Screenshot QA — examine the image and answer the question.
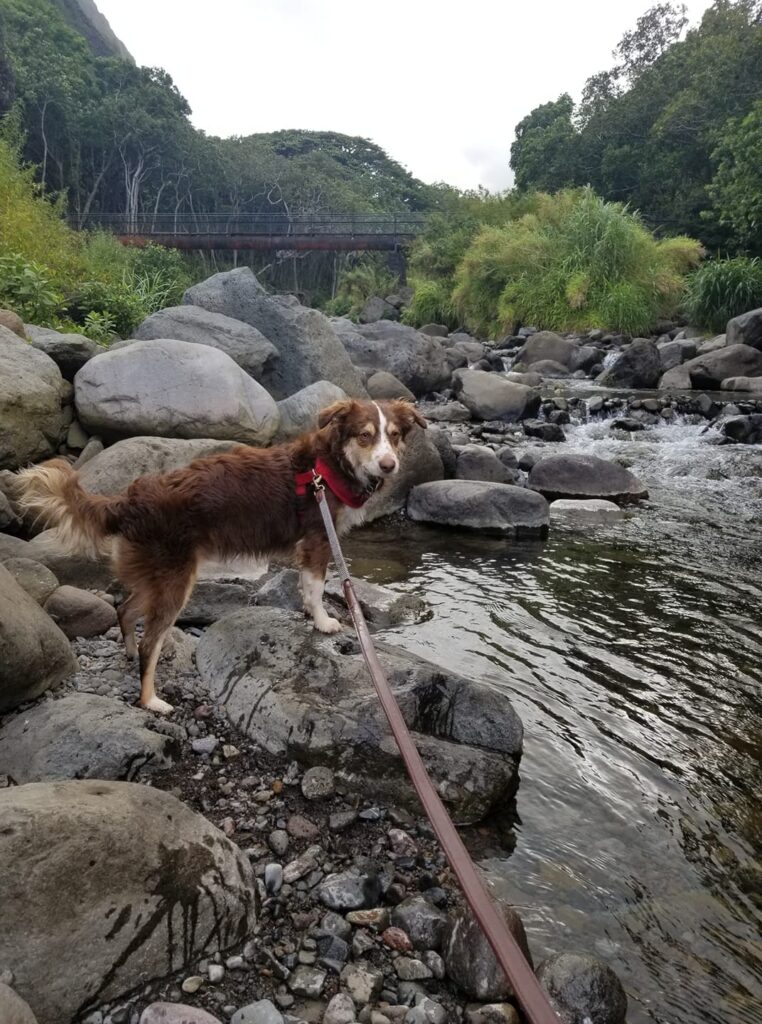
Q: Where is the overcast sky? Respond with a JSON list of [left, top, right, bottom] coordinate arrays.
[[95, 0, 711, 192]]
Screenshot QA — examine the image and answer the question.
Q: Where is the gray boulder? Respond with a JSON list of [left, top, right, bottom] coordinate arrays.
[[391, 897, 449, 952], [78, 436, 238, 496], [141, 1006, 222, 1024], [407, 480, 549, 536], [0, 563, 77, 712], [333, 319, 451, 396], [444, 902, 532, 1001], [515, 331, 577, 368], [550, 499, 624, 525], [0, 326, 66, 470], [455, 445, 516, 484], [686, 344, 762, 389], [0, 308, 26, 338], [696, 334, 727, 355], [536, 953, 627, 1024], [75, 338, 280, 444], [0, 781, 256, 1024], [657, 339, 686, 371], [452, 369, 539, 422], [505, 371, 542, 387], [719, 414, 762, 444], [366, 371, 415, 402], [527, 359, 570, 378], [363, 424, 444, 522], [133, 305, 279, 385], [596, 339, 661, 388], [2, 557, 59, 604], [528, 454, 648, 504], [359, 296, 399, 323], [726, 307, 762, 351], [418, 401, 471, 423], [0, 693, 180, 783], [25, 324, 100, 381], [659, 364, 692, 390], [276, 380, 347, 440], [721, 375, 762, 393], [43, 585, 117, 638], [0, 983, 38, 1024], [184, 268, 366, 399], [419, 323, 449, 337], [450, 339, 487, 362], [196, 607, 523, 823]]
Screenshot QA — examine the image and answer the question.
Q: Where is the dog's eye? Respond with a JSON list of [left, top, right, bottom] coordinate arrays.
[[358, 431, 372, 443], [389, 429, 400, 442]]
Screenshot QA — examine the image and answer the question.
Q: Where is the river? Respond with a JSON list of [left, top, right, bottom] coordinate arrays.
[[347, 403, 762, 1024]]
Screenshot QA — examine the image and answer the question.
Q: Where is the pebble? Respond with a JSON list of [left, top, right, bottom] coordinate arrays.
[[329, 809, 359, 832], [382, 926, 413, 952], [265, 863, 284, 894], [286, 814, 320, 840], [268, 829, 289, 856], [300, 765, 335, 800], [283, 845, 321, 884], [346, 907, 390, 930], [422, 950, 445, 980], [181, 975, 204, 994], [396, 958, 433, 981], [340, 961, 385, 1004], [388, 828, 418, 857], [286, 964, 326, 997], [319, 871, 381, 911], [359, 806, 385, 821], [208, 963, 225, 983], [225, 955, 245, 970], [320, 910, 353, 940], [405, 998, 448, 1024], [230, 1000, 284, 1024], [323, 992, 357, 1024], [191, 736, 219, 756]]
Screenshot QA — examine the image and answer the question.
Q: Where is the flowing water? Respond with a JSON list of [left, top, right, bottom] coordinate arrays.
[[346, 407, 762, 1024]]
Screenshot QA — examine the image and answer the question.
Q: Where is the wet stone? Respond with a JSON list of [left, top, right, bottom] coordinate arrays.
[[395, 958, 433, 981], [301, 765, 335, 800], [286, 964, 326, 997], [340, 962, 385, 1004], [319, 871, 382, 911]]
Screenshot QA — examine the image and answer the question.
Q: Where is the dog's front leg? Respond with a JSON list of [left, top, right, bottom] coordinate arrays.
[[297, 536, 341, 635]]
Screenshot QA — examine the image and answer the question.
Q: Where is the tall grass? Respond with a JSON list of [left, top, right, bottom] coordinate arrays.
[[683, 256, 762, 333], [452, 188, 703, 337], [402, 279, 457, 329]]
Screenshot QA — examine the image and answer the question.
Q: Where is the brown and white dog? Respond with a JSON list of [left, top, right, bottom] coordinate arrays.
[[16, 399, 426, 715]]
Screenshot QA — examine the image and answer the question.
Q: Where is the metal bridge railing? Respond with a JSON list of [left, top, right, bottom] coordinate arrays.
[[80, 212, 427, 238]]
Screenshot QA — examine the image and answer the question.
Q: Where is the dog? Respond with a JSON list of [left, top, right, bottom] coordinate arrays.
[[16, 398, 426, 715]]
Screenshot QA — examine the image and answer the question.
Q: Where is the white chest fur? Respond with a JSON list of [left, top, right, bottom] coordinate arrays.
[[335, 503, 368, 536]]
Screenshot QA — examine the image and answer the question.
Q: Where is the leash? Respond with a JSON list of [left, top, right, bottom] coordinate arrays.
[[311, 474, 561, 1024]]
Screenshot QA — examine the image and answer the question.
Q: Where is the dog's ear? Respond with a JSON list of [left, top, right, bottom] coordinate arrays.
[[390, 400, 427, 434], [318, 400, 356, 430]]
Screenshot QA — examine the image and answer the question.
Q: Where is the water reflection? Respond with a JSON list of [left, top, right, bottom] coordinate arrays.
[[345, 424, 762, 1024]]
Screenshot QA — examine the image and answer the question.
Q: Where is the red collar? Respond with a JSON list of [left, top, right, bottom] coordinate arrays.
[[294, 457, 376, 510]]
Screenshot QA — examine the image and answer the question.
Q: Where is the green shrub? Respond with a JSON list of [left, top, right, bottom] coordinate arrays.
[[453, 188, 703, 337], [65, 279, 145, 337], [402, 279, 457, 329], [683, 256, 762, 333], [83, 310, 116, 344], [0, 252, 62, 323], [323, 256, 397, 320]]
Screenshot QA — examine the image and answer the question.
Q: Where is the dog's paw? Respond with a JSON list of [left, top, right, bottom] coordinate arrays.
[[315, 615, 342, 635], [142, 696, 174, 715]]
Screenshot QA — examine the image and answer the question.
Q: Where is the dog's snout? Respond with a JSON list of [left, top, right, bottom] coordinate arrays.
[[379, 455, 397, 474]]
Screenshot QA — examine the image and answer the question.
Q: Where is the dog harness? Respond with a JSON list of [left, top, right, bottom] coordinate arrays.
[[294, 459, 378, 515]]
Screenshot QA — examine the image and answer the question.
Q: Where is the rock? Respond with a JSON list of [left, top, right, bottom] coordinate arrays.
[[419, 323, 449, 337], [44, 585, 117, 638], [0, 563, 77, 712], [452, 370, 539, 422], [596, 339, 661, 388], [526, 359, 570, 378], [396, 959, 433, 981], [74, 436, 104, 467], [359, 296, 399, 323], [74, 339, 280, 444], [719, 414, 762, 444], [505, 371, 542, 387], [535, 953, 627, 1024], [721, 375, 762, 392], [450, 338, 487, 361], [366, 371, 416, 402], [444, 902, 532, 1001], [455, 446, 516, 484], [363, 424, 444, 522], [197, 608, 523, 823], [319, 871, 382, 912], [340, 962, 384, 1004], [726, 307, 762, 351], [418, 401, 471, 424], [407, 480, 549, 537], [0, 781, 256, 1024], [405, 998, 447, 1024], [301, 765, 335, 800], [0, 982, 38, 1024], [391, 897, 449, 952], [464, 1004, 519, 1024], [656, 339, 685, 370], [25, 324, 100, 381], [515, 331, 577, 368], [333, 319, 451, 396], [66, 419, 90, 450], [0, 326, 66, 470], [611, 417, 645, 432], [0, 309, 26, 338], [528, 454, 648, 504], [522, 420, 565, 442], [696, 334, 728, 355], [2, 557, 59, 604], [287, 965, 326, 997], [550, 499, 625, 524], [184, 268, 366, 400], [140, 1005, 223, 1024], [276, 381, 347, 440], [179, 577, 263, 627], [231, 1000, 284, 1024], [686, 344, 762, 389], [0, 693, 179, 783], [0, 534, 33, 561], [659, 364, 692, 390], [323, 992, 356, 1024], [133, 305, 279, 385]]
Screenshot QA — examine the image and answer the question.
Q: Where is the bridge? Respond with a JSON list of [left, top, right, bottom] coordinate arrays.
[[83, 212, 427, 252]]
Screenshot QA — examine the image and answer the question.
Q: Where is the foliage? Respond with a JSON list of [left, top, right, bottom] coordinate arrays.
[[452, 189, 703, 337], [683, 256, 762, 332], [0, 250, 61, 321], [402, 279, 457, 330], [323, 255, 397, 320], [83, 309, 115, 343], [707, 101, 762, 254]]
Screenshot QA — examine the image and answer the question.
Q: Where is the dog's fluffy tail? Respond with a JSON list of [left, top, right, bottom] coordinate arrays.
[[15, 458, 125, 557]]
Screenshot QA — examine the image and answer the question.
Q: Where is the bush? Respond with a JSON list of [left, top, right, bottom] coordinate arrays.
[[402, 279, 457, 329], [452, 188, 704, 337], [323, 256, 397, 320], [0, 252, 62, 323], [683, 256, 762, 333]]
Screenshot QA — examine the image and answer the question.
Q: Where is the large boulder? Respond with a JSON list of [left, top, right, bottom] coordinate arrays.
[[133, 305, 279, 385], [721, 375, 762, 393], [686, 344, 762, 389], [515, 331, 577, 369], [0, 693, 180, 783], [25, 324, 100, 381], [407, 480, 549, 536], [75, 339, 280, 444], [528, 454, 648, 504], [276, 380, 347, 441], [0, 326, 67, 470], [363, 424, 443, 522], [535, 953, 627, 1024], [719, 414, 762, 444], [0, 781, 256, 1024], [2, 557, 59, 604], [366, 371, 415, 402], [445, 901, 532, 1001], [452, 369, 539, 422], [184, 268, 366, 400], [78, 436, 238, 496], [455, 446, 517, 484], [0, 563, 77, 712], [0, 308, 26, 338], [359, 296, 399, 323], [43, 585, 118, 638], [596, 339, 662, 388], [196, 607, 523, 823], [0, 983, 38, 1024], [726, 307, 762, 351], [333, 319, 451, 396]]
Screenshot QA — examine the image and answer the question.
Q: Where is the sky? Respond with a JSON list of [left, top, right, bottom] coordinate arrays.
[[95, 0, 712, 192]]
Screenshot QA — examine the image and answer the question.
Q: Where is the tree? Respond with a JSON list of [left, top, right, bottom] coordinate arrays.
[[708, 100, 762, 253], [510, 95, 579, 191]]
